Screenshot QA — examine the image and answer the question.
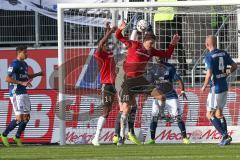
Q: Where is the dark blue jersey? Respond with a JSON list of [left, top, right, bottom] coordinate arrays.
[[146, 62, 181, 99], [205, 49, 235, 93], [7, 59, 29, 96]]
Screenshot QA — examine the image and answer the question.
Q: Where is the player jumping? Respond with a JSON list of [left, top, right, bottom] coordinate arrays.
[[91, 23, 117, 146], [201, 35, 237, 146], [113, 15, 143, 145], [0, 46, 43, 147], [146, 57, 190, 144], [115, 20, 180, 145]]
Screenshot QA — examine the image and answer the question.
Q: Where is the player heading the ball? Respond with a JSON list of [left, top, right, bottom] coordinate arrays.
[[115, 19, 180, 145]]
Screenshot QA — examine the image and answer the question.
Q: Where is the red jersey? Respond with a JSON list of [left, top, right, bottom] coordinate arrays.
[[115, 28, 175, 77], [94, 49, 116, 84]]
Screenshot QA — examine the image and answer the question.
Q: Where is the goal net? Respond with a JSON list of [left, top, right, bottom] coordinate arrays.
[[57, 1, 240, 145]]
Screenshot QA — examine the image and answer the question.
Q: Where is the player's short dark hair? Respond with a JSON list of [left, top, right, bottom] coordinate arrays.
[[143, 33, 156, 42], [16, 45, 27, 54]]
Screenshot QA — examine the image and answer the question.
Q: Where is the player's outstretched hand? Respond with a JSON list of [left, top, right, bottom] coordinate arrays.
[[110, 26, 117, 33], [170, 34, 180, 46], [118, 21, 127, 30], [179, 91, 188, 100], [225, 69, 231, 77], [105, 22, 111, 31], [21, 81, 32, 88]]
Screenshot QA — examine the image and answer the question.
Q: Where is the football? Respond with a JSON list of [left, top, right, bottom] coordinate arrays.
[[136, 19, 148, 32]]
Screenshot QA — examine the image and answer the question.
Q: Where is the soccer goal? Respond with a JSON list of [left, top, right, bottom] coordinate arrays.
[[57, 1, 240, 145]]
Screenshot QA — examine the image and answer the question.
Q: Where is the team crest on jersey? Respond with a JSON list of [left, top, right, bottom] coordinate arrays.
[[8, 67, 13, 72], [164, 70, 169, 76]]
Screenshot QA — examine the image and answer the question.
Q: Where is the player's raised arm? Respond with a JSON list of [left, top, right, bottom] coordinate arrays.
[[129, 15, 140, 41], [152, 34, 180, 58], [115, 21, 132, 48], [98, 22, 117, 52]]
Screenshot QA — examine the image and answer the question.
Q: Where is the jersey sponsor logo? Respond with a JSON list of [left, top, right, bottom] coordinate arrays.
[[211, 52, 226, 58], [19, 74, 28, 78], [216, 73, 227, 79]]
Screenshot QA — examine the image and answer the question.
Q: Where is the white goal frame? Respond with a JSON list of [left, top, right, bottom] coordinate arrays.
[[58, 0, 240, 145]]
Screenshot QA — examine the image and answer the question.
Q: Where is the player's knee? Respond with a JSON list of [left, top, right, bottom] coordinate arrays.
[[23, 114, 30, 122], [156, 95, 166, 102], [215, 110, 223, 119], [206, 111, 214, 120], [122, 102, 131, 113], [16, 115, 23, 122]]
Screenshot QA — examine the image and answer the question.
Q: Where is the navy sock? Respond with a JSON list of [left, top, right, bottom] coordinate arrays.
[[2, 119, 18, 137], [115, 112, 122, 137], [219, 117, 227, 134], [177, 121, 187, 138], [15, 121, 28, 138], [150, 116, 158, 140], [128, 106, 137, 135], [210, 117, 227, 137]]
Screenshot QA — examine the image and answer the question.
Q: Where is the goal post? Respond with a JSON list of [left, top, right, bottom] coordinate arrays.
[[57, 1, 240, 145]]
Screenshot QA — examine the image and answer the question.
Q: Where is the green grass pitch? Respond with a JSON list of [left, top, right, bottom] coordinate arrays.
[[0, 143, 240, 160]]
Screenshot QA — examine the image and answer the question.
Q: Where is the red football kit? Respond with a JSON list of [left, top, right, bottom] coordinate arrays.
[[94, 49, 116, 84], [115, 28, 175, 77]]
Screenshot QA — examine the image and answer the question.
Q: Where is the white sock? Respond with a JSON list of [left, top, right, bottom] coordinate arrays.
[[120, 113, 128, 138], [95, 116, 106, 140]]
